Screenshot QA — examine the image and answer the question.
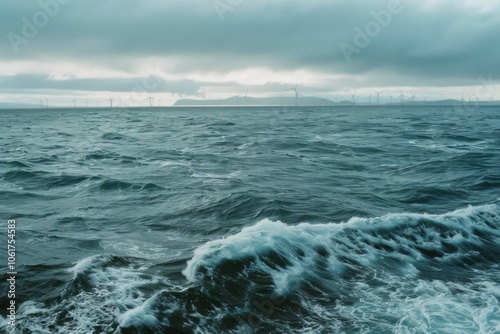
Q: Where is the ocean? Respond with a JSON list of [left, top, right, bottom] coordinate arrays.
[[0, 106, 499, 333]]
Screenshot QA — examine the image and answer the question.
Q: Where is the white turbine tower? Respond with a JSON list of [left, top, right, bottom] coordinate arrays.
[[368, 93, 372, 105], [45, 99, 48, 108], [73, 98, 77, 108], [110, 98, 113, 108], [287, 83, 300, 106], [40, 99, 44, 108], [410, 92, 417, 103], [372, 89, 385, 106], [351, 90, 358, 105], [400, 89, 405, 104]]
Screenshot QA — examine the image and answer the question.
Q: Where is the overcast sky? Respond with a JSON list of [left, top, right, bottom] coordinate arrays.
[[1, 0, 499, 106]]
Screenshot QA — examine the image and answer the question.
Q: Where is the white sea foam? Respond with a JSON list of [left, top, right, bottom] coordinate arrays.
[[184, 204, 500, 286], [99, 239, 173, 260], [16, 254, 168, 334], [181, 204, 500, 332], [118, 298, 158, 330], [0, 316, 7, 332]]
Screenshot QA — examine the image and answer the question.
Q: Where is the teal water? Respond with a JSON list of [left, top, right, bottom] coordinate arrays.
[[1, 106, 499, 333]]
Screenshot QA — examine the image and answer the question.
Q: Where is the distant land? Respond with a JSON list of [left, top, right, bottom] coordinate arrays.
[[174, 96, 335, 106], [1, 98, 499, 109], [173, 96, 499, 107]]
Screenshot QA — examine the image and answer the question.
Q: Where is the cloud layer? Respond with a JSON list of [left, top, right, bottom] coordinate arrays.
[[1, 0, 499, 105]]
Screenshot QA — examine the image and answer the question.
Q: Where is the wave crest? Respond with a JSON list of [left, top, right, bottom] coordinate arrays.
[[184, 204, 500, 295]]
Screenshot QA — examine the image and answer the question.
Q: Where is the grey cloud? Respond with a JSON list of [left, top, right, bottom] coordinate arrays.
[[0, 74, 201, 95], [0, 0, 499, 89]]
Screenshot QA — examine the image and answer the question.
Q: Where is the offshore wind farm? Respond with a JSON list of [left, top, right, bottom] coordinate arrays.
[[2, 89, 499, 108], [175, 85, 500, 107], [2, 99, 498, 108]]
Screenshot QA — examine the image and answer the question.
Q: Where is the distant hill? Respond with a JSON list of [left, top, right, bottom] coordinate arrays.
[[175, 96, 500, 107], [174, 96, 337, 106], [409, 99, 463, 106], [393, 99, 499, 106]]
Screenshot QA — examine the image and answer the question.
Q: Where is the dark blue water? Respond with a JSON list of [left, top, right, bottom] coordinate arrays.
[[1, 106, 499, 333]]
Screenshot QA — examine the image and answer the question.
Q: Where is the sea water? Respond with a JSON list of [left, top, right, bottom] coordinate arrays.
[[0, 106, 499, 333]]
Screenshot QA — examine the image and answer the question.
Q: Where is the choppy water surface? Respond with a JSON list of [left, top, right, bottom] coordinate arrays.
[[0, 106, 499, 333]]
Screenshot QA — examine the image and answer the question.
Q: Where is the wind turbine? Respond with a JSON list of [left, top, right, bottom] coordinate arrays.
[[110, 98, 113, 108], [388, 92, 394, 104], [372, 89, 385, 106], [400, 89, 405, 104], [287, 83, 300, 106], [245, 89, 248, 106], [351, 90, 358, 105], [97, 101, 100, 108], [421, 93, 427, 102], [410, 92, 417, 103], [148, 96, 154, 107], [45, 99, 48, 108], [40, 99, 44, 108], [368, 93, 372, 105], [72, 99, 77, 108]]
